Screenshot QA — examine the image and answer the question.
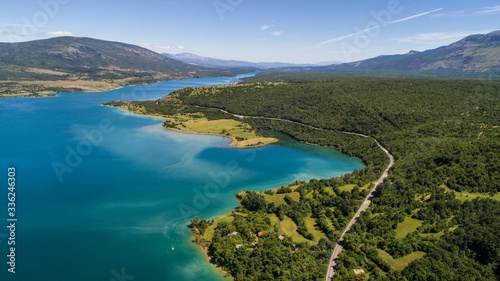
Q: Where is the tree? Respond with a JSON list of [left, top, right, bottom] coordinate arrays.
[[241, 191, 267, 211]]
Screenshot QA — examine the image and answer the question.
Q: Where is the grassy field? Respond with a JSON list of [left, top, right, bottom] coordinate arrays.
[[237, 185, 301, 206], [444, 186, 500, 201], [203, 213, 236, 241], [166, 114, 278, 148], [269, 213, 310, 244], [395, 216, 423, 240], [420, 225, 459, 238], [262, 191, 300, 206], [337, 183, 372, 193], [378, 249, 426, 271], [304, 216, 328, 242], [338, 184, 356, 192]]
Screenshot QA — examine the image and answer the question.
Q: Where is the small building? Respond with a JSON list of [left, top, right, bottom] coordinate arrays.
[[227, 231, 238, 237], [353, 269, 365, 275], [235, 244, 243, 249], [251, 242, 256, 246], [257, 231, 264, 237], [278, 235, 285, 241]]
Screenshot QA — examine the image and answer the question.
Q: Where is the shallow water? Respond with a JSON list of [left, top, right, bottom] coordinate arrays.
[[0, 73, 363, 281]]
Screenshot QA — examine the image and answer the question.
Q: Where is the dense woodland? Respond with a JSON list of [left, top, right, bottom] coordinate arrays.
[[108, 73, 500, 280]]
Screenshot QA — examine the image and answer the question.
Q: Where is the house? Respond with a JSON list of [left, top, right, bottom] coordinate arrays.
[[278, 235, 285, 241], [257, 231, 264, 237], [353, 269, 365, 275], [235, 244, 243, 249], [227, 231, 238, 237]]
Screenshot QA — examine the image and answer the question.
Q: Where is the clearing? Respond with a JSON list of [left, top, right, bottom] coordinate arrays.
[[395, 216, 423, 240], [378, 249, 426, 271]]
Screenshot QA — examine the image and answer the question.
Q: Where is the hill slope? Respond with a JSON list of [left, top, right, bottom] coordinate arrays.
[[315, 30, 500, 77], [0, 37, 238, 96], [0, 37, 227, 78]]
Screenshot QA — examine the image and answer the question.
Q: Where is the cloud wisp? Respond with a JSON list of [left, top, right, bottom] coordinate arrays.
[[139, 43, 186, 52], [475, 5, 500, 15], [46, 31, 75, 36], [319, 26, 380, 46], [261, 25, 272, 31], [431, 5, 500, 18], [390, 8, 443, 23], [319, 8, 443, 46]]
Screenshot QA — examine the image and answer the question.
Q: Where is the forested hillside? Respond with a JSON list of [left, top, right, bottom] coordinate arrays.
[[108, 75, 500, 280]]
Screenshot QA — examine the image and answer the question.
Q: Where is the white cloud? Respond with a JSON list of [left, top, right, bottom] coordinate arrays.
[[261, 25, 272, 31], [431, 10, 465, 18], [271, 31, 283, 36], [395, 30, 496, 44], [390, 8, 443, 23], [140, 43, 185, 52], [476, 5, 500, 15], [46, 31, 75, 37]]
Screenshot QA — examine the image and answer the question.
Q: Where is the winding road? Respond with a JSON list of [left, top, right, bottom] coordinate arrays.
[[217, 108, 395, 280], [325, 136, 394, 280]]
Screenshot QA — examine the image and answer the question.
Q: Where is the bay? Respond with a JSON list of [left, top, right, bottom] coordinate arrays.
[[0, 73, 363, 281]]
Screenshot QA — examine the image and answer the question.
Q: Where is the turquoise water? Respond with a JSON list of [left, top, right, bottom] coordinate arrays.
[[0, 74, 364, 281]]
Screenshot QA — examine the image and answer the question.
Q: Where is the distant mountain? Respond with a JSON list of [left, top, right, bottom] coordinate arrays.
[[312, 30, 500, 77], [0, 37, 233, 81], [163, 52, 339, 69]]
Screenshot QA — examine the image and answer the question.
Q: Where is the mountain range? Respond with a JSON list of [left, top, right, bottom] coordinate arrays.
[[308, 30, 500, 77], [0, 31, 499, 96], [0, 36, 236, 82], [163, 52, 339, 69]]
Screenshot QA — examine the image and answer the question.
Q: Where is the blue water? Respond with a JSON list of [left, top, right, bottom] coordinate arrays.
[[0, 73, 364, 281]]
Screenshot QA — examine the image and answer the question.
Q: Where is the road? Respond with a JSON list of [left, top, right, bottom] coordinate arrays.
[[325, 136, 394, 281], [220, 109, 321, 130], [216, 108, 395, 280]]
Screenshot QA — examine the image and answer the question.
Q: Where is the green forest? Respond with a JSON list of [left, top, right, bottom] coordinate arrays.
[[107, 73, 500, 280]]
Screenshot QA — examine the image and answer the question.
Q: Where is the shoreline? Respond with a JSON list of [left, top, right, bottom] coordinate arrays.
[[0, 73, 245, 99], [0, 93, 59, 99], [161, 122, 278, 148], [104, 104, 278, 148], [191, 234, 232, 279]]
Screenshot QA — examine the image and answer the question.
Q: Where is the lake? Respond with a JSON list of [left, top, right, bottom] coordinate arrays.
[[0, 73, 364, 281]]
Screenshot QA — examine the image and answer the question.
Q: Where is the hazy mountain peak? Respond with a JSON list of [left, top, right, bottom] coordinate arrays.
[[163, 52, 340, 69]]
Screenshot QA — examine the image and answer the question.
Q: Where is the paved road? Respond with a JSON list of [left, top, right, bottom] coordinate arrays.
[[216, 108, 395, 280], [325, 136, 394, 281]]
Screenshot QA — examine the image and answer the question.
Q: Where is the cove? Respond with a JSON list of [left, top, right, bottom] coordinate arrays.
[[0, 73, 364, 281]]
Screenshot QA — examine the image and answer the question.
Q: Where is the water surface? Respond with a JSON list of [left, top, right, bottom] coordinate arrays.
[[0, 74, 364, 281]]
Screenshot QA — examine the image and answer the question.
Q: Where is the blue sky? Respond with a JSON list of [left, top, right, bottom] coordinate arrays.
[[0, 0, 499, 63]]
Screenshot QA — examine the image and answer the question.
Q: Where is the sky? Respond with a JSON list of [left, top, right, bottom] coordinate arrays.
[[0, 0, 499, 63]]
